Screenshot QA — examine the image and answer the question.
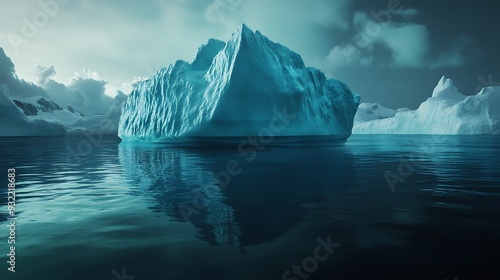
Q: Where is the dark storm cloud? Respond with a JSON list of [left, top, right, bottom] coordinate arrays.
[[317, 0, 499, 108], [0, 48, 15, 84], [0, 47, 49, 98]]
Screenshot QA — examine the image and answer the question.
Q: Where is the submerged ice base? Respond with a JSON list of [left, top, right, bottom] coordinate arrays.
[[119, 24, 360, 141]]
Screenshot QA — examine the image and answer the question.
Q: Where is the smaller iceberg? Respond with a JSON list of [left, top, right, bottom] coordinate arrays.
[[353, 76, 500, 134]]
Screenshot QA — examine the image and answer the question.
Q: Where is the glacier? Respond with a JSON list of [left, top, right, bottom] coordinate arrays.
[[0, 85, 126, 136], [353, 76, 500, 134], [13, 96, 84, 126], [119, 24, 360, 141], [0, 86, 67, 136]]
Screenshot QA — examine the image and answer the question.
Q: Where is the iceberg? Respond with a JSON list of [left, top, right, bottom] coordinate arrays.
[[119, 24, 360, 141], [353, 76, 500, 134], [354, 103, 410, 123]]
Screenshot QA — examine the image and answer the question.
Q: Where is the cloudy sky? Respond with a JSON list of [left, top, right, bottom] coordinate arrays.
[[0, 0, 498, 109]]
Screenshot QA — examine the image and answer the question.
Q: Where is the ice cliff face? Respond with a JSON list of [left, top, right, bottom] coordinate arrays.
[[353, 76, 500, 134], [119, 24, 360, 141]]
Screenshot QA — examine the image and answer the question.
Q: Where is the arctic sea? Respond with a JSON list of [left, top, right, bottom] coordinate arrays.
[[1, 135, 499, 280]]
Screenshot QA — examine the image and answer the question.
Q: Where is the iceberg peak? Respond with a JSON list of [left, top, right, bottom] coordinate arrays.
[[191, 38, 226, 71], [237, 23, 253, 36], [232, 23, 262, 41], [431, 76, 465, 102]]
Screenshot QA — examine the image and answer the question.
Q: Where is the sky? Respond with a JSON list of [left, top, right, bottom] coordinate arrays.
[[0, 0, 499, 109]]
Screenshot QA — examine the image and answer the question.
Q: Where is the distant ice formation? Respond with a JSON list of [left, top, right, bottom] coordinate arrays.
[[353, 76, 500, 134], [0, 86, 66, 136], [0, 85, 126, 136]]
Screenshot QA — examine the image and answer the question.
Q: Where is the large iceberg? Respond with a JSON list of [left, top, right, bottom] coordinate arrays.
[[353, 76, 500, 134], [119, 24, 360, 141]]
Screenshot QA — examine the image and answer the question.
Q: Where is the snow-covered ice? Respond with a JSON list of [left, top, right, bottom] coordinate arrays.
[[69, 103, 124, 135], [354, 103, 409, 123], [0, 86, 67, 136], [13, 96, 84, 126], [119, 24, 360, 141], [0, 85, 127, 136], [353, 76, 500, 134]]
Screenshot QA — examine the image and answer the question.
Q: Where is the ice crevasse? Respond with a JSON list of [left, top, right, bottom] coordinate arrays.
[[118, 24, 360, 141]]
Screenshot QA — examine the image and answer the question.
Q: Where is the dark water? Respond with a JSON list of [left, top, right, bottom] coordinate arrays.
[[1, 135, 500, 280]]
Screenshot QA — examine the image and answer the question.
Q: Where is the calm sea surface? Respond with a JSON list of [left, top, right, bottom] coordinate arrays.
[[1, 135, 499, 280]]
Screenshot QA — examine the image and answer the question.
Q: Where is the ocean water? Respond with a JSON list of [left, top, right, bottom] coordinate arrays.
[[1, 135, 500, 280]]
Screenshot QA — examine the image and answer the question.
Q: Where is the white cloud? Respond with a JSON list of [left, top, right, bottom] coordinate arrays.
[[326, 44, 372, 69], [378, 23, 430, 68], [1, 48, 113, 116], [35, 64, 56, 84], [0, 0, 353, 96], [430, 52, 465, 69], [400, 8, 419, 17], [325, 9, 472, 72], [39, 69, 112, 116], [121, 76, 149, 94], [81, 68, 102, 81], [326, 10, 430, 70], [430, 37, 473, 69]]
